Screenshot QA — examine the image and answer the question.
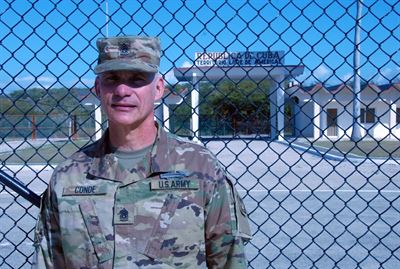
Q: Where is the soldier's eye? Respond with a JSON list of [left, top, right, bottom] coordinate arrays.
[[129, 76, 148, 86], [103, 75, 119, 83]]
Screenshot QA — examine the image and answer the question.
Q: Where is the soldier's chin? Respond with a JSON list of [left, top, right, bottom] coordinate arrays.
[[109, 117, 140, 127]]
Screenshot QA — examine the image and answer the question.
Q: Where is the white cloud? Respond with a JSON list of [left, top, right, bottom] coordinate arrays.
[[77, 78, 95, 87], [38, 76, 57, 83], [15, 75, 56, 89], [341, 73, 353, 83], [295, 70, 312, 85], [163, 69, 177, 84], [312, 65, 331, 81], [162, 61, 195, 85], [17, 75, 35, 82], [14, 75, 98, 90], [372, 66, 400, 84], [181, 61, 192, 68], [296, 65, 334, 85]]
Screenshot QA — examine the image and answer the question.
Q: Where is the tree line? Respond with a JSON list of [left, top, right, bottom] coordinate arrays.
[[1, 79, 274, 137], [0, 87, 92, 116], [168, 79, 273, 136]]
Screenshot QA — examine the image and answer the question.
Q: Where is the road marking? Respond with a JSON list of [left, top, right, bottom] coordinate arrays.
[[2, 164, 54, 171], [0, 191, 43, 197], [238, 189, 400, 193], [0, 241, 33, 247], [2, 188, 400, 198]]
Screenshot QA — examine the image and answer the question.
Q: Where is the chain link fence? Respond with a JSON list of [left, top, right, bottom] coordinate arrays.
[[1, 0, 400, 268]]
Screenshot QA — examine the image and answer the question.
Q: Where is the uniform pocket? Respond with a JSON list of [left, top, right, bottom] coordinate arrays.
[[143, 193, 206, 268], [57, 194, 113, 268], [57, 199, 101, 268], [79, 199, 114, 265]]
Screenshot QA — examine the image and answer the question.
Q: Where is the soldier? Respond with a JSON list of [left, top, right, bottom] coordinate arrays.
[[33, 36, 251, 269]]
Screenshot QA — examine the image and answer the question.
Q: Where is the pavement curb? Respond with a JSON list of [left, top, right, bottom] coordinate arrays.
[[277, 140, 399, 165]]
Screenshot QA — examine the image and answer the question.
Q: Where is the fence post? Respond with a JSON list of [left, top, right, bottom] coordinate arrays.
[[94, 104, 103, 141], [163, 103, 170, 131], [191, 72, 200, 141], [313, 101, 322, 139], [71, 114, 78, 140], [270, 75, 286, 141], [31, 114, 36, 140], [276, 75, 285, 141], [270, 81, 277, 139], [390, 101, 397, 140]]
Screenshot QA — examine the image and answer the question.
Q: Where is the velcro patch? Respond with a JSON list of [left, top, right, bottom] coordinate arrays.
[[150, 179, 199, 191]]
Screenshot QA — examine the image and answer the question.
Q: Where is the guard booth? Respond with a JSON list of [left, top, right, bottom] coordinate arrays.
[[165, 51, 304, 140]]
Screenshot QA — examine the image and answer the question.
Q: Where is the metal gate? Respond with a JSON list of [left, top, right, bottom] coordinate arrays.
[[1, 1, 399, 268]]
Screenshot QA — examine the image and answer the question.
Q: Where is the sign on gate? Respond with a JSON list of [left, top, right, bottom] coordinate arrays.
[[195, 51, 285, 67]]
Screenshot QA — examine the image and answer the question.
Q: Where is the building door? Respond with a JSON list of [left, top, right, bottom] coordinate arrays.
[[327, 108, 338, 136]]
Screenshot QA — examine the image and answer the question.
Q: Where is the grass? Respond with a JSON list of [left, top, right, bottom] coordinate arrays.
[[297, 139, 400, 158], [0, 139, 90, 165]]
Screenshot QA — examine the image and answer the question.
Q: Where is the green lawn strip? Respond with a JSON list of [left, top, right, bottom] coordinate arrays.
[[0, 140, 90, 164]]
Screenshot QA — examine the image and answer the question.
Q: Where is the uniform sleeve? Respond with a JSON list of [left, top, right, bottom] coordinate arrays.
[[32, 186, 66, 269], [204, 176, 252, 269]]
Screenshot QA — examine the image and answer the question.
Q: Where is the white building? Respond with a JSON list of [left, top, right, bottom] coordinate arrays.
[[286, 83, 400, 140]]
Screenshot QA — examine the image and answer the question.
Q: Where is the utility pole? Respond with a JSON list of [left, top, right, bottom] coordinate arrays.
[[351, 0, 363, 141]]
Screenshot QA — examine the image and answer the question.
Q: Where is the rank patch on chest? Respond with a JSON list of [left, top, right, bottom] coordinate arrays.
[[113, 205, 134, 225], [118, 208, 129, 222], [150, 179, 199, 190]]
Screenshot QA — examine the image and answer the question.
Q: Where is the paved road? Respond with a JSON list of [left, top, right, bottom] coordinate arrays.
[[1, 140, 399, 268]]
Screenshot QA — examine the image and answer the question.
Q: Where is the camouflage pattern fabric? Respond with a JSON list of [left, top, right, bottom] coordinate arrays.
[[94, 36, 161, 74], [33, 125, 252, 268]]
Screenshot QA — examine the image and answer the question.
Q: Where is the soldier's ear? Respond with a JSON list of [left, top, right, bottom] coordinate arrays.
[[154, 74, 164, 101], [94, 76, 101, 97]]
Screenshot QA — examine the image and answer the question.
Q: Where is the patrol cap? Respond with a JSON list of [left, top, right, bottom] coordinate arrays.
[[94, 36, 161, 74]]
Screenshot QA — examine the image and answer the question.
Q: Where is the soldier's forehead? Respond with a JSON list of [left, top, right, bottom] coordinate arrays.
[[100, 70, 149, 77]]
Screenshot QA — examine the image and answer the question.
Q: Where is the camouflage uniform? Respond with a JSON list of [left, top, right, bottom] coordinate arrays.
[[33, 126, 252, 268]]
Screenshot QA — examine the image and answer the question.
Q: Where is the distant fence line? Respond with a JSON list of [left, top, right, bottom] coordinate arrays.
[[0, 113, 94, 140]]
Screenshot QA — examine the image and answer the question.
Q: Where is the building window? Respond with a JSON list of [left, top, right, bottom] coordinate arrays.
[[397, 108, 400, 124], [360, 108, 375, 123]]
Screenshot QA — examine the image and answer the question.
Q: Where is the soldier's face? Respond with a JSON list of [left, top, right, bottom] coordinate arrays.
[[95, 70, 164, 129]]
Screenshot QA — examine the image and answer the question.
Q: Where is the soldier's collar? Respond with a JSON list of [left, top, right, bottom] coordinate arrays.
[[87, 123, 167, 183]]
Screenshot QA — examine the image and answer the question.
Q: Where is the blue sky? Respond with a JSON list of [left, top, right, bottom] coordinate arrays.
[[0, 0, 399, 92]]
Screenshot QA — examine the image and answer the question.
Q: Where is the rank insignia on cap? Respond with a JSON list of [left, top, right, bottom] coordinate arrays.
[[119, 208, 129, 222], [119, 42, 130, 56]]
